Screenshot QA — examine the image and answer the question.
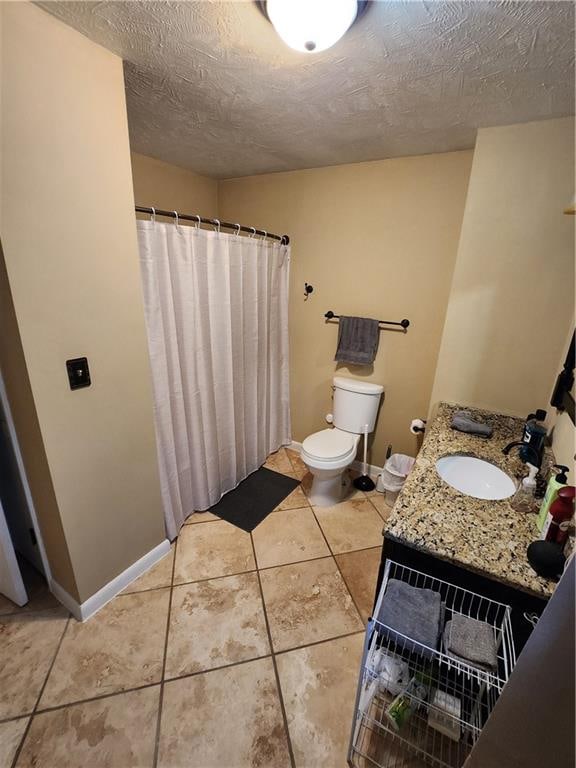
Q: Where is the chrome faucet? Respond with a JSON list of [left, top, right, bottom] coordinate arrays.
[[502, 440, 542, 468]]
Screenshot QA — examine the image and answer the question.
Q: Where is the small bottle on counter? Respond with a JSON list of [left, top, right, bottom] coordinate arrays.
[[511, 463, 539, 514], [541, 486, 575, 543], [536, 465, 570, 532]]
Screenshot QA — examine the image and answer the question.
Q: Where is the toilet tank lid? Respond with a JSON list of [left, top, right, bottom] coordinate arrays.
[[333, 376, 384, 395]]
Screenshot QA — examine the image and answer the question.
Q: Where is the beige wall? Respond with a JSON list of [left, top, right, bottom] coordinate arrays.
[[220, 152, 473, 464], [1, 3, 165, 603], [131, 152, 218, 220], [430, 118, 575, 420], [0, 242, 78, 596], [551, 410, 575, 471]]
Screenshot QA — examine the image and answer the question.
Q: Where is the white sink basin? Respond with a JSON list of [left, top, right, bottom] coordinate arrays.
[[436, 455, 516, 500]]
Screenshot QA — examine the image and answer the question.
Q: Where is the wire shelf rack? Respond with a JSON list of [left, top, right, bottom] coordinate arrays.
[[348, 560, 516, 768]]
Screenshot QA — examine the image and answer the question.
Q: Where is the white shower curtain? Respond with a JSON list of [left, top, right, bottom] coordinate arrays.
[[137, 220, 291, 539]]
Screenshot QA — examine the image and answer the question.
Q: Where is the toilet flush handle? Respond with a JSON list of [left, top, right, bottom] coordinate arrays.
[[325, 413, 334, 424]]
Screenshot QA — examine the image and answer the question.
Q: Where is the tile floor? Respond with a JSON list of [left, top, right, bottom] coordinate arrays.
[[0, 447, 392, 768]]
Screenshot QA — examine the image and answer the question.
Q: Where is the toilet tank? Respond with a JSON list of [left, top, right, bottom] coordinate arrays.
[[332, 376, 384, 434]]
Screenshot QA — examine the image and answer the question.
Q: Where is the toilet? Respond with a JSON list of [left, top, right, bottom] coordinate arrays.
[[301, 376, 384, 506]]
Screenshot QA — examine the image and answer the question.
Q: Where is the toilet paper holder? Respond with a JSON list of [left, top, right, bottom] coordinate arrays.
[[410, 419, 427, 434]]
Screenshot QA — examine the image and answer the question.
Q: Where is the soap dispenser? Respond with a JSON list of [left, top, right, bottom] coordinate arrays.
[[511, 463, 539, 514]]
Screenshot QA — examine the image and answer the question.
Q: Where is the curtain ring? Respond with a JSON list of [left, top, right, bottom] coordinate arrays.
[[248, 227, 256, 238], [261, 230, 267, 241], [192, 214, 201, 230], [213, 218, 221, 233], [150, 207, 156, 223], [234, 223, 241, 237], [173, 211, 179, 230]]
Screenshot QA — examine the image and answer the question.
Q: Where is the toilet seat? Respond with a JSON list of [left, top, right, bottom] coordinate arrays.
[[301, 428, 359, 465]]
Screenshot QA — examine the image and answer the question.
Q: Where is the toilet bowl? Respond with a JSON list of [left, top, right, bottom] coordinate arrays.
[[300, 376, 384, 506], [301, 428, 360, 506]]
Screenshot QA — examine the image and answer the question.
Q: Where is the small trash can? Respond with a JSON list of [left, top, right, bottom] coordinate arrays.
[[376, 454, 415, 505]]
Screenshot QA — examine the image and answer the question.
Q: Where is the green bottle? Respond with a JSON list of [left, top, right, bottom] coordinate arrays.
[[385, 670, 432, 731], [536, 465, 569, 532]]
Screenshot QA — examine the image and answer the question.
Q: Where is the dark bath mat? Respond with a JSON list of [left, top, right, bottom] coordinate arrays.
[[209, 467, 300, 532]]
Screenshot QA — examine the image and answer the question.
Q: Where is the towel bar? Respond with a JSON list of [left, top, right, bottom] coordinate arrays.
[[324, 311, 410, 330]]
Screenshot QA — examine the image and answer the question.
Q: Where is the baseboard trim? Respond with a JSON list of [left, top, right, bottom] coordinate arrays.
[[288, 440, 382, 478], [50, 538, 171, 622], [351, 458, 382, 479]]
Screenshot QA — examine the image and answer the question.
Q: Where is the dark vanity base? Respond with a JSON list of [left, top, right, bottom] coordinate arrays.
[[376, 537, 549, 656]]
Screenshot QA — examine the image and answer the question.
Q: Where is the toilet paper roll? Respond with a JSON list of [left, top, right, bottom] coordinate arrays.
[[410, 418, 426, 435]]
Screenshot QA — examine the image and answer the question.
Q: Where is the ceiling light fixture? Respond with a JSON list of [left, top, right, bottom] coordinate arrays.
[[259, 1, 368, 54]]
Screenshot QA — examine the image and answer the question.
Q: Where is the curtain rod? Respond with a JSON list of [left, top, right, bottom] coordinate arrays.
[[135, 206, 289, 245]]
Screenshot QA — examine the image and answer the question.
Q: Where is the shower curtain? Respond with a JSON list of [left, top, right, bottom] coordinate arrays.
[[137, 220, 291, 539]]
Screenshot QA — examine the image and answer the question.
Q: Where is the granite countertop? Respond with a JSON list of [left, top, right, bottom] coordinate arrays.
[[386, 402, 556, 599]]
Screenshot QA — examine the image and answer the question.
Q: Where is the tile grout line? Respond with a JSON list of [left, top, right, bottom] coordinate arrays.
[[9, 681, 162, 721], [120, 584, 178, 597], [125, 510, 385, 594], [308, 505, 367, 628], [275, 628, 366, 657], [23, 654, 274, 721], [269, 451, 374, 627], [256, 545, 383, 577], [365, 493, 393, 523], [152, 536, 179, 768], [0, 713, 33, 728], [173, 565, 257, 587], [249, 530, 297, 768], [11, 612, 71, 768], [183, 517, 224, 526], [3, 523, 382, 606], [4, 454, 381, 762], [1, 628, 371, 728], [2, 516, 378, 728], [0, 603, 65, 620], [269, 502, 311, 514], [183, 502, 312, 528], [3, 626, 370, 726]]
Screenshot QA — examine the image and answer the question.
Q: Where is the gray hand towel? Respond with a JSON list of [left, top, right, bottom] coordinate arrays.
[[443, 615, 498, 672], [451, 410, 493, 438], [376, 579, 443, 656], [334, 316, 380, 365]]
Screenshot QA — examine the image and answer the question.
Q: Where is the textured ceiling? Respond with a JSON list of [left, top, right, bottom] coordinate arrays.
[[39, 1, 574, 179]]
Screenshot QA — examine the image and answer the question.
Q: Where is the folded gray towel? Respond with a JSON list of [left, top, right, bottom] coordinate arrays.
[[377, 579, 443, 655], [334, 316, 380, 365], [451, 410, 493, 438], [443, 615, 498, 672]]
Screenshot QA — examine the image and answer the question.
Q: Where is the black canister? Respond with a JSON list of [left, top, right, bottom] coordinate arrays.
[[520, 409, 547, 463]]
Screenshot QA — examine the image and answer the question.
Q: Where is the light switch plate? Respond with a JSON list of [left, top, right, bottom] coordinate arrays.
[[66, 357, 91, 390]]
